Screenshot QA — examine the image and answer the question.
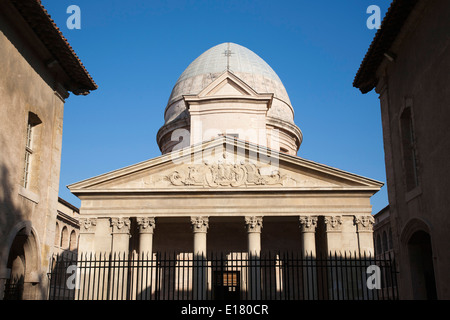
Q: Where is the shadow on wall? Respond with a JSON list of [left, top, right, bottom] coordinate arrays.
[[0, 164, 46, 300]]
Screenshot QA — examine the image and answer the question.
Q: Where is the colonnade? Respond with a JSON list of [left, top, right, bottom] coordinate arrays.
[[78, 215, 375, 257], [74, 215, 374, 300]]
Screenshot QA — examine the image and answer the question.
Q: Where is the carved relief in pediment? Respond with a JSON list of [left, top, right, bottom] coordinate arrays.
[[91, 148, 343, 190], [103, 159, 342, 190], [166, 161, 285, 188]]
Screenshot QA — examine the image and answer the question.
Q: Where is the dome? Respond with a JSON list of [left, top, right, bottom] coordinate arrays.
[[157, 43, 302, 155], [176, 43, 282, 87], [164, 43, 295, 125]]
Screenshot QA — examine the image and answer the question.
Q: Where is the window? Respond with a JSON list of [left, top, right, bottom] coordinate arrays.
[[22, 112, 41, 188], [60, 227, 68, 249], [22, 121, 33, 188], [400, 107, 419, 191], [214, 271, 240, 300], [69, 230, 77, 251]]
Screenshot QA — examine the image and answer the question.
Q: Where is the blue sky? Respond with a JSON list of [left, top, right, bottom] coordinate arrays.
[[41, 0, 391, 214]]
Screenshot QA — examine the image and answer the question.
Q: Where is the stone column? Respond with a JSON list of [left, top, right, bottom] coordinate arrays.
[[354, 215, 375, 256], [136, 217, 156, 300], [324, 216, 343, 256], [78, 218, 97, 255], [245, 216, 263, 300], [191, 216, 209, 257], [245, 216, 263, 256], [299, 216, 318, 257], [76, 218, 97, 300], [110, 217, 131, 300], [191, 216, 209, 299], [324, 215, 343, 300], [137, 217, 156, 256], [299, 216, 318, 299], [110, 217, 131, 255]]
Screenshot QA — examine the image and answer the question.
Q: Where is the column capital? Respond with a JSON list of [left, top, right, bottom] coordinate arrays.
[[79, 218, 97, 233], [354, 215, 375, 232], [324, 215, 343, 232], [245, 216, 263, 233], [110, 217, 131, 234], [137, 217, 156, 234], [191, 216, 209, 233], [299, 216, 318, 233]]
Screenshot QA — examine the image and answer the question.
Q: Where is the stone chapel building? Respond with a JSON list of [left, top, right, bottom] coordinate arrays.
[[69, 43, 382, 261]]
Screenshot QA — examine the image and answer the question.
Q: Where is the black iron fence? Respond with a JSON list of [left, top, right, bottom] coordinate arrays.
[[3, 277, 24, 300], [48, 251, 398, 300]]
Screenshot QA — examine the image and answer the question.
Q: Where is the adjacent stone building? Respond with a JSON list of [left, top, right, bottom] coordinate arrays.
[[0, 0, 96, 299], [354, 0, 450, 299], [373, 205, 393, 259], [54, 197, 80, 256]]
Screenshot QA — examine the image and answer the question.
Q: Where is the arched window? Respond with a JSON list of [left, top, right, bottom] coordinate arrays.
[[69, 230, 77, 251], [60, 226, 68, 249], [400, 107, 419, 191], [22, 112, 42, 188]]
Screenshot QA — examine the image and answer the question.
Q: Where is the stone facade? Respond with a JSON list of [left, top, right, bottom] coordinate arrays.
[[54, 197, 80, 255], [0, 0, 95, 299], [354, 0, 450, 299], [373, 206, 393, 259]]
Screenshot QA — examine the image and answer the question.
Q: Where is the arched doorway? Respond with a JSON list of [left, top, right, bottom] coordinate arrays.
[[407, 230, 437, 299], [3, 226, 40, 300]]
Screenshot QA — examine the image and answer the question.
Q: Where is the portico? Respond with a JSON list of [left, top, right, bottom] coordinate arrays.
[[70, 136, 381, 258]]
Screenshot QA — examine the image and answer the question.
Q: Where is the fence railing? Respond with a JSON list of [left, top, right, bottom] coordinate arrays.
[[47, 251, 398, 300]]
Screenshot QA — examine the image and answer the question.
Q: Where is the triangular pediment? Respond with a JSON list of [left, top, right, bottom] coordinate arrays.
[[183, 71, 273, 104], [206, 78, 249, 96], [68, 137, 383, 195], [199, 71, 257, 97]]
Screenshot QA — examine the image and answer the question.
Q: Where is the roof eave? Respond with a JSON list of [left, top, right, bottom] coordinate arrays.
[[353, 0, 420, 93], [9, 0, 97, 95]]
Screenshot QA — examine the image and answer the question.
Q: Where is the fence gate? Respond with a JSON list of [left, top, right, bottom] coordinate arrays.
[[214, 271, 240, 300], [47, 251, 398, 300]]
